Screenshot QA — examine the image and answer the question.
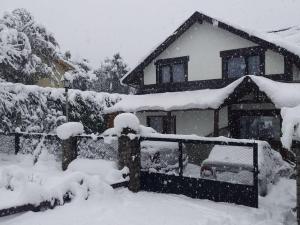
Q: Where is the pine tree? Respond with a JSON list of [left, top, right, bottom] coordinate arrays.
[[94, 53, 130, 94]]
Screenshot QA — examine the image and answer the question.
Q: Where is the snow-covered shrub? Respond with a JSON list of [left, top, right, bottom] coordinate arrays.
[[0, 8, 61, 84], [64, 58, 96, 91], [0, 81, 121, 134], [56, 122, 84, 140]]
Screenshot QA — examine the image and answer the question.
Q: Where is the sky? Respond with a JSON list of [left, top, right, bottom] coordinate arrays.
[[1, 0, 300, 68]]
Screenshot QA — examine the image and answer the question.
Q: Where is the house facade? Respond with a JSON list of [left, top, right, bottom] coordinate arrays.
[[109, 12, 300, 148]]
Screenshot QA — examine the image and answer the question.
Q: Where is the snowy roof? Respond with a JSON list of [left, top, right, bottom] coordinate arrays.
[[106, 76, 300, 113], [121, 11, 300, 85]]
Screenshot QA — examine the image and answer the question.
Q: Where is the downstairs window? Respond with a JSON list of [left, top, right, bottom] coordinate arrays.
[[147, 115, 176, 134]]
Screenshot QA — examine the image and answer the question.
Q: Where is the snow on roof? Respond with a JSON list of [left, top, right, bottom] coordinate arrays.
[[266, 25, 300, 56], [121, 11, 300, 85], [107, 76, 300, 113]]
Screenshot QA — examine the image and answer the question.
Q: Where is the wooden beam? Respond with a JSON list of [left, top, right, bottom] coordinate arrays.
[[214, 109, 219, 137]]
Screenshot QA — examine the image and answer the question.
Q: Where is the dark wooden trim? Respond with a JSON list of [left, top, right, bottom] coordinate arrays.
[[156, 56, 189, 84], [0, 193, 71, 218], [284, 57, 293, 81], [122, 11, 300, 86], [111, 181, 129, 189], [155, 56, 189, 65], [213, 109, 219, 137], [220, 46, 266, 58], [137, 74, 288, 94]]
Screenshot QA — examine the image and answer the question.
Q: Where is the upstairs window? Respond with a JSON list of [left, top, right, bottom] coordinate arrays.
[[155, 56, 189, 84], [221, 47, 265, 79]]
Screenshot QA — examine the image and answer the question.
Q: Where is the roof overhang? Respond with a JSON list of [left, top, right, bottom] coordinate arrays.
[[107, 76, 300, 114]]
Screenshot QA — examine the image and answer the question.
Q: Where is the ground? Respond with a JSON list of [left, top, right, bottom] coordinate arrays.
[[0, 153, 297, 225]]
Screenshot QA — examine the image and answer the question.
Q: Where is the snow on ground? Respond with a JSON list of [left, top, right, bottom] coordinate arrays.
[[0, 153, 125, 209], [0, 179, 296, 225], [0, 153, 296, 225]]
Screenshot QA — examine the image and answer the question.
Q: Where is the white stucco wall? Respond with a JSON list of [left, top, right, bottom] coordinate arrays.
[[143, 22, 286, 85], [219, 106, 228, 129], [265, 50, 285, 75], [173, 110, 214, 136], [136, 110, 217, 136]]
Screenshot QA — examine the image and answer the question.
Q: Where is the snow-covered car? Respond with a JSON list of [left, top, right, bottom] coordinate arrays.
[[141, 141, 187, 173], [103, 125, 187, 173], [200, 142, 291, 196]]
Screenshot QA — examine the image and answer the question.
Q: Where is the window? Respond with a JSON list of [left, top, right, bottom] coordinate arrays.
[[147, 115, 176, 134], [240, 116, 281, 140], [155, 56, 189, 84], [221, 47, 265, 78]]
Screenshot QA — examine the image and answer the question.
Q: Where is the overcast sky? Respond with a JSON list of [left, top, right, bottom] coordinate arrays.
[[1, 0, 300, 68]]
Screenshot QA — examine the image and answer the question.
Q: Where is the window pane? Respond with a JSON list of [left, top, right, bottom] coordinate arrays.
[[173, 63, 185, 82], [161, 66, 171, 83], [247, 55, 260, 75], [227, 57, 246, 78], [148, 117, 163, 133], [240, 116, 280, 140]]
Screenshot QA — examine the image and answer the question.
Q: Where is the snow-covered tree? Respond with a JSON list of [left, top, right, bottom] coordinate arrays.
[[0, 8, 60, 84], [94, 53, 130, 94], [64, 58, 96, 91]]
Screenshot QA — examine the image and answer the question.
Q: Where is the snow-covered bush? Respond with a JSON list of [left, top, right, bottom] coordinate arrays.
[[64, 58, 96, 91], [0, 81, 121, 134], [56, 122, 84, 140], [0, 8, 60, 84]]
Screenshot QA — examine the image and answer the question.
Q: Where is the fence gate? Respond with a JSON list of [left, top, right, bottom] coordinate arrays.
[[139, 137, 258, 208]]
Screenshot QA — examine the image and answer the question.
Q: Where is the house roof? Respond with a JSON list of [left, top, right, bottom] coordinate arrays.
[[106, 76, 300, 113], [121, 11, 300, 86]]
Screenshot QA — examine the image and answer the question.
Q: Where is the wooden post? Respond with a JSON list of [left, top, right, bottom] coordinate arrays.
[[118, 128, 141, 192], [214, 109, 219, 137], [296, 142, 300, 225], [62, 136, 78, 171], [178, 141, 183, 176], [14, 133, 20, 155]]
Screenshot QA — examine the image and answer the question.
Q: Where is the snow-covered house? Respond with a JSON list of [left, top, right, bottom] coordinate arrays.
[[106, 11, 300, 148]]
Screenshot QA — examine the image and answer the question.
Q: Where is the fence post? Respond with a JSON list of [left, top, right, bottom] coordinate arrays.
[[118, 128, 141, 193], [62, 136, 78, 171], [178, 141, 183, 176], [253, 142, 259, 208], [295, 141, 300, 225], [14, 133, 20, 155]]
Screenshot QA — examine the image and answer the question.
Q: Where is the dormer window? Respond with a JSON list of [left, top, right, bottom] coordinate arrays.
[[221, 47, 265, 79], [155, 56, 189, 84]]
